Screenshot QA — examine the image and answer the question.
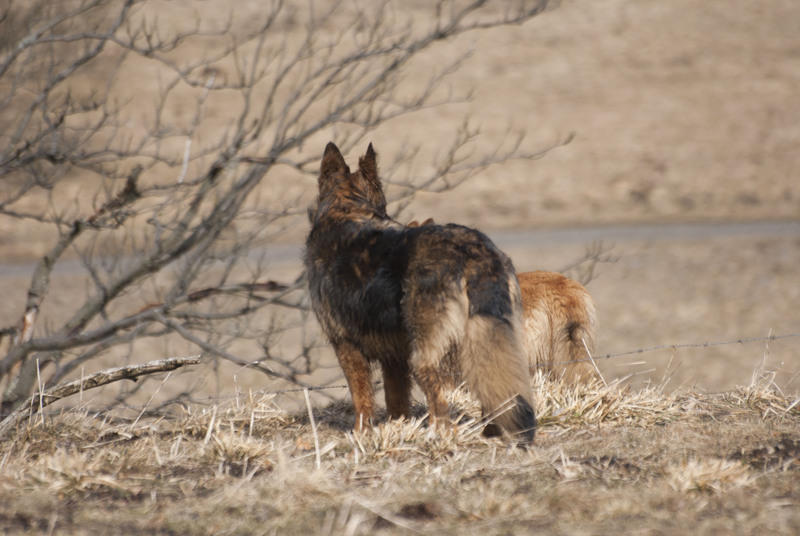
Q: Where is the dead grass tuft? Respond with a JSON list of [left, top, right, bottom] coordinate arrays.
[[533, 371, 687, 428], [667, 457, 754, 494]]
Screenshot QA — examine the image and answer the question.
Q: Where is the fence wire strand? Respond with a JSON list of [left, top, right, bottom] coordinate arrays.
[[163, 330, 800, 404], [36, 331, 800, 416]]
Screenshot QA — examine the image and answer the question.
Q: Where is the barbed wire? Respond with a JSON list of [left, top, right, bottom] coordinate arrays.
[[567, 330, 800, 368], [133, 330, 800, 405], [252, 330, 800, 396], [32, 330, 800, 417]]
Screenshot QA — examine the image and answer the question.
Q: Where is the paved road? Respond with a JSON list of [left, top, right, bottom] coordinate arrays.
[[2, 220, 799, 278], [488, 220, 800, 249]]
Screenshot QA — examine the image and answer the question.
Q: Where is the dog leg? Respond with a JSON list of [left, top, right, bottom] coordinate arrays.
[[404, 288, 467, 431], [412, 364, 450, 430], [334, 340, 374, 432], [382, 361, 412, 420]]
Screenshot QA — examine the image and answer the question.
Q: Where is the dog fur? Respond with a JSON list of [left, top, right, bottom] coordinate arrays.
[[407, 221, 599, 383], [516, 271, 598, 382], [304, 142, 536, 443]]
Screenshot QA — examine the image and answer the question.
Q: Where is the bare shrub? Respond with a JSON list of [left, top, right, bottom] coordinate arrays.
[[0, 0, 563, 414]]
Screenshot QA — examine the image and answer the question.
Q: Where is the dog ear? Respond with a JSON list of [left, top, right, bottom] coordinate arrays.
[[357, 143, 387, 210], [319, 142, 349, 193], [407, 217, 433, 228], [358, 143, 378, 184], [322, 142, 347, 174]]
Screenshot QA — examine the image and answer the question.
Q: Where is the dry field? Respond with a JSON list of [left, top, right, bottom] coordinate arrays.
[[1, 375, 798, 534], [1, 0, 799, 533]]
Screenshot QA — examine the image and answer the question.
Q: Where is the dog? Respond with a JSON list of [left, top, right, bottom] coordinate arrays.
[[407, 221, 599, 383], [516, 271, 598, 382], [304, 142, 535, 443]]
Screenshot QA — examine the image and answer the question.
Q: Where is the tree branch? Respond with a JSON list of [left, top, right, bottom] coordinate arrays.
[[0, 355, 202, 437], [0, 0, 556, 411]]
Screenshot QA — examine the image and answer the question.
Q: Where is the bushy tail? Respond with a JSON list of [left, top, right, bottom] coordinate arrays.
[[554, 294, 599, 382], [518, 271, 599, 382], [459, 314, 536, 444]]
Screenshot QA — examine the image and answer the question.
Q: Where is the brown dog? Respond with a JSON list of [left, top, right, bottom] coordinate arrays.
[[516, 271, 598, 382], [408, 221, 599, 382], [305, 143, 536, 443]]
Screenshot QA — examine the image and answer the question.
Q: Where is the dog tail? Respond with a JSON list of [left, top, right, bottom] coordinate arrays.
[[459, 293, 536, 444], [558, 292, 599, 381], [518, 271, 599, 382]]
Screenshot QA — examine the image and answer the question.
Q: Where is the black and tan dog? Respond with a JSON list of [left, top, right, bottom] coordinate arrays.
[[304, 142, 535, 443]]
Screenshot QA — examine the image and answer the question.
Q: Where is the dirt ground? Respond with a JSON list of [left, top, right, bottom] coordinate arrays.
[[392, 0, 800, 230]]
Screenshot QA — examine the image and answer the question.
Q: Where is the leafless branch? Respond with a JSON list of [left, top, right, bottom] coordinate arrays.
[[560, 242, 619, 286], [0, 355, 201, 436], [0, 0, 556, 412]]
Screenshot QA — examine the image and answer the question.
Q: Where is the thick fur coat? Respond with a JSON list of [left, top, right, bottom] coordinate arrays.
[[407, 221, 600, 384], [517, 271, 599, 382], [304, 143, 535, 443]]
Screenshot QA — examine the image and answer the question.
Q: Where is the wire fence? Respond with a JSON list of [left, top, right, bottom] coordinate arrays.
[[564, 330, 800, 367], [159, 330, 800, 405], [21, 330, 800, 418]]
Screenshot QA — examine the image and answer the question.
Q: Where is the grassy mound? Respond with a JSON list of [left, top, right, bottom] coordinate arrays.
[[1, 373, 798, 535]]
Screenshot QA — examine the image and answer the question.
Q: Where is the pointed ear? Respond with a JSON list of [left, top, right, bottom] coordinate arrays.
[[319, 142, 349, 193], [321, 142, 347, 175], [358, 143, 378, 184]]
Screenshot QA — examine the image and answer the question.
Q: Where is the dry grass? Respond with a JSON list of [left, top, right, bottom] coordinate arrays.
[[1, 372, 798, 535]]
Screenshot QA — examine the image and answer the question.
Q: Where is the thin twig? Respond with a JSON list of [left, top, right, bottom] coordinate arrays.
[[203, 405, 218, 451], [130, 371, 174, 431]]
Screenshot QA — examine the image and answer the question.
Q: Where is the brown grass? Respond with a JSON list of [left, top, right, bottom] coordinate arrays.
[[1, 371, 798, 535]]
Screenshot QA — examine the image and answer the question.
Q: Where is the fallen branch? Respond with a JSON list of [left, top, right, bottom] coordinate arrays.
[[0, 355, 202, 436]]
